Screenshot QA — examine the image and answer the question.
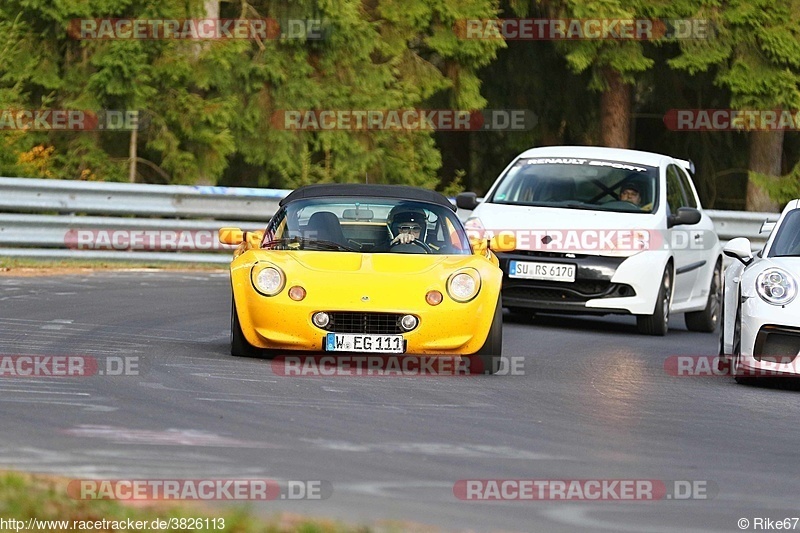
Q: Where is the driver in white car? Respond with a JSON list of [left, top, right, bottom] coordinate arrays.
[[619, 182, 642, 206], [619, 180, 653, 211]]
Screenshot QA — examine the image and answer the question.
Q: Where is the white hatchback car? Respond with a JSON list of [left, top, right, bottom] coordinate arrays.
[[719, 199, 800, 383], [457, 146, 723, 335]]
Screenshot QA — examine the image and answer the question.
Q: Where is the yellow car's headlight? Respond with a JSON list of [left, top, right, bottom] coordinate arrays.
[[251, 263, 285, 296], [447, 268, 481, 302]]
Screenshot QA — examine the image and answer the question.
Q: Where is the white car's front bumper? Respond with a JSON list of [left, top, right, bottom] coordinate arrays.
[[497, 250, 666, 315], [737, 296, 800, 377]]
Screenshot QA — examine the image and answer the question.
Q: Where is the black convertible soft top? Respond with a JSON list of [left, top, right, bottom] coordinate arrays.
[[279, 184, 456, 211]]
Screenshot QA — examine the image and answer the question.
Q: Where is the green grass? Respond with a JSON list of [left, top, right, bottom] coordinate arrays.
[[0, 472, 372, 532], [0, 257, 227, 272]]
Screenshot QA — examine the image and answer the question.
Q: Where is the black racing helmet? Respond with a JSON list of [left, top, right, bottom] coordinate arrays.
[[387, 204, 428, 239]]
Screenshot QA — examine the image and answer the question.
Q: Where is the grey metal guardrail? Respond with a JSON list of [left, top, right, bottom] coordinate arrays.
[[0, 177, 288, 263], [704, 209, 779, 246], [0, 177, 783, 263], [0, 177, 285, 220]]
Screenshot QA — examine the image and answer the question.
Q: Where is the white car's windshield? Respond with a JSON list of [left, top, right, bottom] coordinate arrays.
[[769, 209, 800, 257], [488, 157, 659, 213]]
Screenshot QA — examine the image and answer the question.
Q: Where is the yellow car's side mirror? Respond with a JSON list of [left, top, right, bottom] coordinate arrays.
[[219, 227, 244, 245], [469, 231, 516, 254], [489, 231, 516, 252], [220, 228, 265, 248]]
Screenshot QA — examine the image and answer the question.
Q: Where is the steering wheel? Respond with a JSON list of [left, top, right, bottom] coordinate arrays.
[[390, 238, 432, 254], [601, 200, 643, 211]]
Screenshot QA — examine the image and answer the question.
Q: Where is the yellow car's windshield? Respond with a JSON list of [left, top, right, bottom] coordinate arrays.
[[263, 197, 471, 254]]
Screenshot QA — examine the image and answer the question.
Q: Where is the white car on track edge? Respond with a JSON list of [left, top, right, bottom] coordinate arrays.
[[719, 199, 800, 383], [457, 146, 723, 335]]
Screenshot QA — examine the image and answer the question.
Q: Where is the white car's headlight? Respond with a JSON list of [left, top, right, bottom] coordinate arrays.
[[756, 267, 797, 305], [447, 269, 481, 302], [251, 263, 285, 296], [463, 216, 486, 240]]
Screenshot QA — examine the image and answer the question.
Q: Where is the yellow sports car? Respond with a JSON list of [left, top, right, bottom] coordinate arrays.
[[219, 184, 515, 374]]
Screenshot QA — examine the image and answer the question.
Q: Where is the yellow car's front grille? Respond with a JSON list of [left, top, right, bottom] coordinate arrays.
[[321, 312, 410, 334]]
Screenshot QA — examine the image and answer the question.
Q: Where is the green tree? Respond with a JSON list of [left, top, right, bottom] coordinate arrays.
[[670, 0, 800, 211], [217, 0, 504, 189], [523, 0, 658, 148], [0, 0, 237, 183]]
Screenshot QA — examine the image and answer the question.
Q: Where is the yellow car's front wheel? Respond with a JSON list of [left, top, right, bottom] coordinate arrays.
[[473, 296, 503, 375], [231, 297, 262, 358]]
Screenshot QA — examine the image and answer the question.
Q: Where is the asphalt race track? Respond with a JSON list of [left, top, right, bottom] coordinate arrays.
[[1, 271, 798, 532]]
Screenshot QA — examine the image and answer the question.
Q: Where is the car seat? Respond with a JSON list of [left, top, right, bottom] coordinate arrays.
[[305, 211, 347, 246]]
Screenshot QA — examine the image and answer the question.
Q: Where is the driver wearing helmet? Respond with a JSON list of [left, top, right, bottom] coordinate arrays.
[[389, 207, 427, 246], [372, 204, 434, 252]]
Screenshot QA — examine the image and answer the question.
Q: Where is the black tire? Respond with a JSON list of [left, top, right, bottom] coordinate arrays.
[[685, 260, 722, 332], [637, 267, 671, 336], [231, 297, 262, 358], [732, 296, 757, 385], [715, 283, 731, 373], [472, 296, 503, 375]]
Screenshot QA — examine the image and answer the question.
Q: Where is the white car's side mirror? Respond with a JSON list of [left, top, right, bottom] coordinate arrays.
[[723, 237, 753, 265], [456, 192, 480, 210]]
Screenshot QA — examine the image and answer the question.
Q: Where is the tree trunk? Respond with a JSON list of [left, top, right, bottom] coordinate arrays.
[[191, 0, 221, 185], [194, 0, 220, 55], [204, 0, 219, 18], [746, 130, 783, 212], [128, 126, 137, 183], [600, 68, 631, 148]]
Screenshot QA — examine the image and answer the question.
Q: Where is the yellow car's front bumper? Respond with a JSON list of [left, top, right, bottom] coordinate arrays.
[[231, 250, 502, 355]]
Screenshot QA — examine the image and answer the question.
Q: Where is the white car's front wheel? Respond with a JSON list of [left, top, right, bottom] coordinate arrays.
[[636, 268, 671, 336], [716, 283, 731, 372], [732, 298, 758, 385], [685, 260, 722, 333]]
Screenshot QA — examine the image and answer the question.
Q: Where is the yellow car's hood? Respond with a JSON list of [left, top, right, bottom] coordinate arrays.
[[234, 250, 499, 311], [285, 251, 449, 274]]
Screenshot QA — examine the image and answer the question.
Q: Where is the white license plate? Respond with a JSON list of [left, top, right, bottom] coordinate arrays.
[[509, 260, 576, 282], [325, 333, 405, 353]]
